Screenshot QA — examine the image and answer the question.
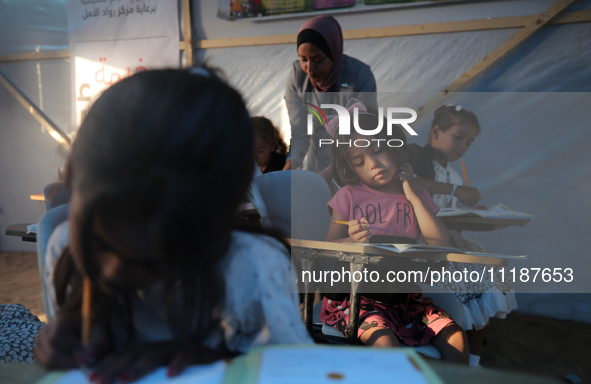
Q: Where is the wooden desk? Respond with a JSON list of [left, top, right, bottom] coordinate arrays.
[[289, 239, 526, 344], [439, 215, 531, 231], [4, 223, 37, 242]]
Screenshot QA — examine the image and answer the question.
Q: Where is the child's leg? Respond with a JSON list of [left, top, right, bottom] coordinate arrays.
[[359, 326, 400, 347], [430, 323, 469, 364], [466, 327, 486, 356]]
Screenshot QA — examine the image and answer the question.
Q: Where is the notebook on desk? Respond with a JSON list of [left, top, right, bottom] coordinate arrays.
[[37, 345, 442, 384], [226, 345, 443, 384], [365, 243, 527, 260]]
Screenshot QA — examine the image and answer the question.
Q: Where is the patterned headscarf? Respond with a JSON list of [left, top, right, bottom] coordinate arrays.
[[297, 15, 343, 92]]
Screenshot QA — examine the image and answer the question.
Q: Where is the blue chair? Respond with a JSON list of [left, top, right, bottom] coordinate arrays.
[[36, 203, 70, 321], [43, 182, 71, 211], [250, 170, 332, 240]]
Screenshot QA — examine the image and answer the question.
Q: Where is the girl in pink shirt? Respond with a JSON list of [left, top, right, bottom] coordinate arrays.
[[321, 108, 468, 364]]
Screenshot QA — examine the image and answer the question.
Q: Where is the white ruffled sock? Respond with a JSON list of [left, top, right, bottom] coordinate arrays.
[[469, 354, 482, 367]]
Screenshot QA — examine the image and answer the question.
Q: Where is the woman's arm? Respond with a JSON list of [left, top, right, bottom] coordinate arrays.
[[354, 63, 377, 93], [284, 62, 310, 169]]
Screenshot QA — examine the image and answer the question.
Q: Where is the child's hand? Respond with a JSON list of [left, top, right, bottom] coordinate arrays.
[[86, 340, 227, 383], [34, 311, 83, 369], [454, 186, 481, 207], [348, 217, 372, 243], [398, 163, 420, 203], [35, 310, 115, 372]]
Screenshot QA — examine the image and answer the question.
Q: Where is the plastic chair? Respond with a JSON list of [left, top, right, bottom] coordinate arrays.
[[36, 203, 70, 321], [250, 170, 332, 240]]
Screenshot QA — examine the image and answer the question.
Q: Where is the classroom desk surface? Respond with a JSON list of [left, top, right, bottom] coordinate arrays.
[[0, 359, 562, 384], [288, 238, 525, 266], [4, 223, 37, 242]]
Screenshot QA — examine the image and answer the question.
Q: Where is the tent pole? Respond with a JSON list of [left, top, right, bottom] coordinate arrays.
[[193, 9, 590, 49], [0, 70, 71, 151], [182, 0, 193, 67]]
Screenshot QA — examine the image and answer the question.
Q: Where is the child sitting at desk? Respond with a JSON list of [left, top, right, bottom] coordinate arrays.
[[403, 104, 517, 365], [252, 116, 287, 173], [321, 103, 469, 364], [34, 67, 312, 383]]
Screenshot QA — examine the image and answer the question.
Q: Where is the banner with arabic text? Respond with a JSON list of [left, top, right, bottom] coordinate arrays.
[[66, 0, 179, 133]]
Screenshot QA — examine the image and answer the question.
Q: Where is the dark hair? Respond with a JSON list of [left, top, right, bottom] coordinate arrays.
[[60, 67, 255, 343], [331, 112, 407, 187], [251, 116, 288, 155], [431, 105, 481, 135]]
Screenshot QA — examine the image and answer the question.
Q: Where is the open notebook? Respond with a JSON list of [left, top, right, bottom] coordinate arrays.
[[363, 243, 527, 259], [37, 346, 442, 384], [227, 346, 442, 384]]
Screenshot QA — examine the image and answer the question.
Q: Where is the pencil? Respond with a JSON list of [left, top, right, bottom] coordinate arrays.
[[333, 220, 349, 225], [461, 158, 470, 187], [81, 277, 92, 347]]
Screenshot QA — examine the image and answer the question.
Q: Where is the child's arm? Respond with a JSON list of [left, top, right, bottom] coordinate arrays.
[[326, 211, 372, 243], [412, 176, 481, 207], [399, 165, 449, 246]]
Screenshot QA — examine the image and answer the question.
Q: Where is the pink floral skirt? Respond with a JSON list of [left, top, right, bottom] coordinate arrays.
[[320, 294, 454, 346]]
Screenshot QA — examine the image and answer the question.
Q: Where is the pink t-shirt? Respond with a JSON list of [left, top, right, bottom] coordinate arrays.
[[328, 184, 440, 241]]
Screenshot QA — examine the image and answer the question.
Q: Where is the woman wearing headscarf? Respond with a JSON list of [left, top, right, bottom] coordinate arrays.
[[283, 15, 377, 173]]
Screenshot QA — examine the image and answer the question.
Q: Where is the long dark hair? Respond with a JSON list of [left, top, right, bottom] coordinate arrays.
[[251, 116, 288, 155], [57, 67, 255, 343]]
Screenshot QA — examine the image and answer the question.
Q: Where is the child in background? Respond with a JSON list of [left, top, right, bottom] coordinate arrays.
[[404, 104, 517, 366], [34, 68, 312, 383], [322, 104, 469, 364], [251, 116, 287, 173]]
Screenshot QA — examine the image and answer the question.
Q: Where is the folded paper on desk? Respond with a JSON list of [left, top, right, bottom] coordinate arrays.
[[437, 203, 534, 219]]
